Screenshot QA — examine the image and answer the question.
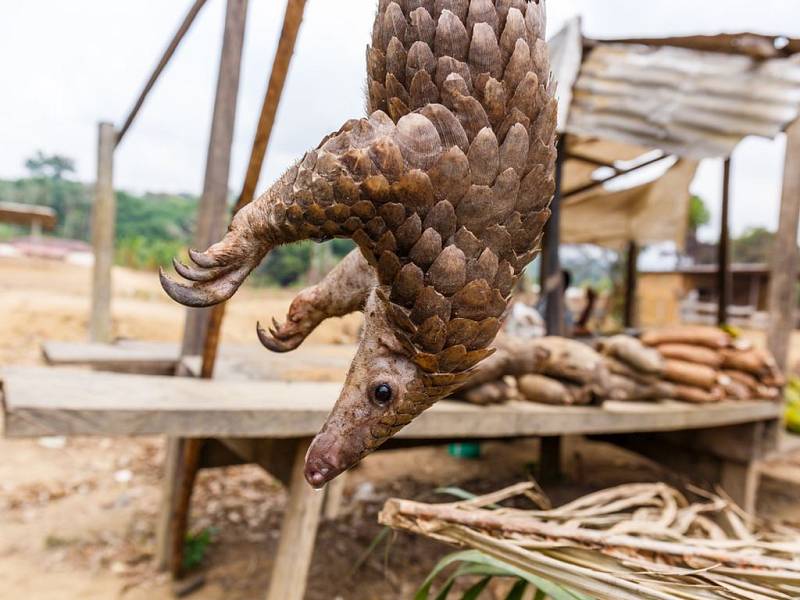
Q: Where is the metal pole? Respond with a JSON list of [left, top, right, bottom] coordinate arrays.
[[717, 158, 732, 326], [542, 136, 566, 336], [767, 120, 800, 371], [89, 122, 117, 342], [181, 0, 249, 357]]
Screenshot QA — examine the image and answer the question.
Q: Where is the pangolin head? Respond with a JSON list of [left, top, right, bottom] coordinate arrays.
[[304, 287, 480, 487]]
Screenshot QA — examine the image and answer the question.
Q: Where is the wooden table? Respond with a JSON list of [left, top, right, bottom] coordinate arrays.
[[1, 363, 782, 599]]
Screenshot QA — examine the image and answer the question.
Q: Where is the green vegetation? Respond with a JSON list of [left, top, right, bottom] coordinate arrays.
[[0, 151, 354, 287], [182, 528, 215, 571], [417, 550, 586, 600], [688, 194, 711, 231]]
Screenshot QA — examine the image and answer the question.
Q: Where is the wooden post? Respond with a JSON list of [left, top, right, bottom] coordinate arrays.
[[542, 137, 566, 336], [717, 158, 732, 326], [200, 0, 308, 378], [767, 120, 800, 372], [266, 438, 326, 600], [623, 240, 639, 329], [89, 122, 117, 343], [181, 0, 249, 356], [157, 0, 249, 576], [538, 436, 562, 484]]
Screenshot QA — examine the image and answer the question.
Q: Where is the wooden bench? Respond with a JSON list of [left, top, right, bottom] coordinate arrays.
[[1, 365, 782, 599]]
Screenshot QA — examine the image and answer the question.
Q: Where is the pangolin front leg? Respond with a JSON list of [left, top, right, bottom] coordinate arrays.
[[257, 249, 377, 352]]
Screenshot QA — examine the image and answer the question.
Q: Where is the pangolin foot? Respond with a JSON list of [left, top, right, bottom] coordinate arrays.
[[159, 243, 255, 308], [255, 288, 322, 352], [256, 318, 306, 353]]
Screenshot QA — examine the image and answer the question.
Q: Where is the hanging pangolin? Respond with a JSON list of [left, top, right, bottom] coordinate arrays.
[[161, 0, 557, 487]]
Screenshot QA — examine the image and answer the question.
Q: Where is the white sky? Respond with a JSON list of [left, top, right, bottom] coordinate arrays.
[[1, 0, 798, 242]]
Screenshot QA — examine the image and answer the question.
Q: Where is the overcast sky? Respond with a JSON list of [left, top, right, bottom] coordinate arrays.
[[2, 0, 799, 242]]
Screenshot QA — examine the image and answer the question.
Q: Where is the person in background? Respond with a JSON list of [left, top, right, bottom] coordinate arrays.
[[536, 269, 574, 337]]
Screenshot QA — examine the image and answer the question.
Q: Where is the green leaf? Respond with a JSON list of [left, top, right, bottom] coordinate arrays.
[[416, 550, 592, 600], [433, 578, 457, 600], [416, 551, 493, 600], [534, 590, 546, 600], [504, 580, 528, 600], [349, 526, 391, 577], [462, 576, 492, 600]]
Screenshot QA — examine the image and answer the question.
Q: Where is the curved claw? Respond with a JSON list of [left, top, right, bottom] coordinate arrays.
[[189, 248, 221, 268], [159, 265, 250, 308], [256, 321, 305, 353], [172, 257, 233, 283]]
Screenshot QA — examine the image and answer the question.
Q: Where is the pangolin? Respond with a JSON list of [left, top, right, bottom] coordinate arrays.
[[160, 0, 557, 487]]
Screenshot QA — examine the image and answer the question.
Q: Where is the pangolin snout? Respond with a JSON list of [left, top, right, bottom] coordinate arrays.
[[304, 433, 347, 488]]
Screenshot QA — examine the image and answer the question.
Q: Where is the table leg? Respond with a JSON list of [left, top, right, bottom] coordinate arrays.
[[155, 437, 203, 577], [266, 437, 325, 600]]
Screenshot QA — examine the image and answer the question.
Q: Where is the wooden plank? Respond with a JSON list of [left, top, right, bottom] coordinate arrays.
[[1, 367, 782, 439], [42, 340, 180, 374], [44, 341, 353, 380], [89, 122, 117, 343], [265, 438, 324, 600], [767, 119, 800, 372]]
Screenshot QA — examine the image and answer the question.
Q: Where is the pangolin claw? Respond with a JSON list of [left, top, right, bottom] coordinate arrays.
[[256, 321, 305, 353], [172, 257, 232, 283], [188, 248, 221, 268], [159, 267, 224, 308]]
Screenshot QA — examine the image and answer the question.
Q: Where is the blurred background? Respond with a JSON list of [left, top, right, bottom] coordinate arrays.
[[2, 1, 800, 599]]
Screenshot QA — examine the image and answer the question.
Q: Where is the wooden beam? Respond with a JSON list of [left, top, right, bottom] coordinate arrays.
[[718, 158, 732, 326], [234, 0, 307, 215], [767, 120, 800, 372], [542, 137, 566, 336], [181, 0, 249, 357], [623, 240, 639, 329], [584, 32, 800, 59], [89, 122, 117, 343], [561, 152, 670, 199], [266, 438, 325, 600], [116, 0, 210, 145], [200, 0, 307, 379]]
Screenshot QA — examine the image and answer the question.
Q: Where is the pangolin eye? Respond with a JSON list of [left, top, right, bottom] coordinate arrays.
[[372, 383, 393, 407]]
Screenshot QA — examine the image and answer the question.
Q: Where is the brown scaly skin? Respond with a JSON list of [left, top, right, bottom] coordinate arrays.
[[161, 0, 557, 487]]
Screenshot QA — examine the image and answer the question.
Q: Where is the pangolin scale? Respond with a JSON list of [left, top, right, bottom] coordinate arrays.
[[161, 0, 557, 487]]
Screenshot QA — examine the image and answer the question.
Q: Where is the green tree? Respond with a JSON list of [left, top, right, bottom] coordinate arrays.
[[25, 151, 76, 180], [688, 195, 711, 231], [732, 227, 774, 264]]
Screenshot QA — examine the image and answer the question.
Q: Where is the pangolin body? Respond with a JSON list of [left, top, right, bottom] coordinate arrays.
[[161, 0, 557, 486]]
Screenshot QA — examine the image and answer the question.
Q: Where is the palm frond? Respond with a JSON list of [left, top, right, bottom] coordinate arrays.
[[381, 483, 800, 600]]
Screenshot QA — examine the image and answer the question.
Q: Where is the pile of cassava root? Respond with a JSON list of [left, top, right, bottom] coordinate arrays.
[[460, 325, 784, 406]]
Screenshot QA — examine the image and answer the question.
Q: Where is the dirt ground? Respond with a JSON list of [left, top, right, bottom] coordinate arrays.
[[2, 256, 800, 600]]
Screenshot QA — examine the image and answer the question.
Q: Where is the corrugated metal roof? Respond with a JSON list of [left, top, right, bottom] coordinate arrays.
[[550, 25, 800, 159]]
